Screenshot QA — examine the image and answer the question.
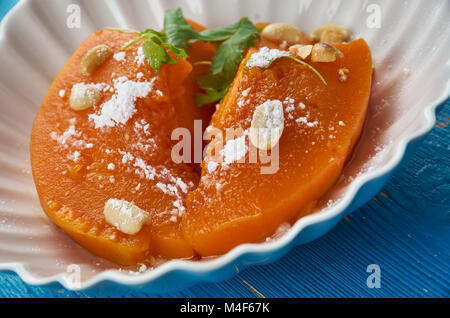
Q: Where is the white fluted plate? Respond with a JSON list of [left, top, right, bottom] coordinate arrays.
[[0, 0, 449, 293]]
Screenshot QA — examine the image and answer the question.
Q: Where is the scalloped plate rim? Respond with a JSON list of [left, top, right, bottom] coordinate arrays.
[[0, 0, 449, 291]]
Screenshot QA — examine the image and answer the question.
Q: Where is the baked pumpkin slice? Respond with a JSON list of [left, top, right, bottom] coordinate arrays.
[[30, 29, 211, 265], [182, 39, 373, 256]]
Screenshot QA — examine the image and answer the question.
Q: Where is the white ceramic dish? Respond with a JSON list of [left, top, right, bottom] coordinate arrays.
[[0, 0, 449, 293]]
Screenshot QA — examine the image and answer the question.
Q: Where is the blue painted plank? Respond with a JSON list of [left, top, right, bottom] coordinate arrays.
[[0, 0, 448, 298]]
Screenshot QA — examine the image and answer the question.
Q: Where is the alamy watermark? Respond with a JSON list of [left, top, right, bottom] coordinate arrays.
[[66, 264, 81, 289], [66, 4, 81, 29], [366, 4, 381, 29], [171, 120, 280, 175], [366, 264, 381, 288]]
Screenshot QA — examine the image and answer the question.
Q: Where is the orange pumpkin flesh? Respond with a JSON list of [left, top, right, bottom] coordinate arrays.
[[30, 21, 373, 264], [30, 30, 207, 265], [182, 39, 373, 256]]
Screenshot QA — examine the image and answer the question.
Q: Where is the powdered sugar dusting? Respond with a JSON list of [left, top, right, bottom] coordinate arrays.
[[207, 161, 218, 173], [117, 152, 192, 220], [222, 135, 248, 165], [246, 47, 290, 68], [89, 77, 154, 129], [296, 116, 319, 127], [113, 51, 126, 62], [50, 125, 81, 147], [134, 46, 145, 66]]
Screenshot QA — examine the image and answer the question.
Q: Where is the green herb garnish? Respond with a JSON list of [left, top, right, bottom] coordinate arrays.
[[195, 74, 231, 106], [106, 27, 188, 74], [108, 10, 325, 107], [107, 8, 259, 105], [164, 8, 259, 105]]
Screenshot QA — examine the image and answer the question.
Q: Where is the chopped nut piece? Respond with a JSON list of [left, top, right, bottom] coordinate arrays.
[[289, 44, 313, 59], [68, 164, 83, 177], [103, 199, 150, 235], [311, 24, 349, 43], [320, 30, 343, 43], [80, 44, 112, 76], [69, 84, 101, 111], [311, 43, 344, 62], [280, 40, 289, 49], [249, 100, 284, 150], [261, 23, 307, 44], [338, 68, 350, 82]]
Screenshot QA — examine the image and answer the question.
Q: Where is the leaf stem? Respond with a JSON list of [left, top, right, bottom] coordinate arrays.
[[103, 27, 141, 34], [120, 35, 146, 51], [268, 55, 327, 86], [193, 61, 213, 66]]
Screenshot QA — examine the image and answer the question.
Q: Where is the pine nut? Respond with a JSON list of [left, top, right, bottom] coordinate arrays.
[[80, 44, 112, 76]]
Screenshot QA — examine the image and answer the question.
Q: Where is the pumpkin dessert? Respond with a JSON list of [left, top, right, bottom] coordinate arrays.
[[30, 8, 372, 265]]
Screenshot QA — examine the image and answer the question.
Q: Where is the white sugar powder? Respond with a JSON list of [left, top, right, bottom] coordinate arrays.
[[222, 135, 248, 165], [113, 51, 126, 62], [285, 104, 295, 113], [207, 161, 218, 173], [50, 125, 81, 146], [134, 119, 150, 135], [107, 163, 115, 170], [134, 46, 145, 66], [58, 89, 66, 98], [89, 77, 154, 129], [242, 87, 251, 97], [138, 264, 147, 273], [120, 151, 134, 164], [71, 151, 80, 162], [246, 47, 290, 68], [296, 117, 318, 127]]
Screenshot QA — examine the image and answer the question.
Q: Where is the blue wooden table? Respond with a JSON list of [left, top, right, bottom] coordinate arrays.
[[0, 0, 448, 298]]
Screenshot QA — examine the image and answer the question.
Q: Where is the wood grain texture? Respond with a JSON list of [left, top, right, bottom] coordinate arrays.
[[0, 1, 448, 298]]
